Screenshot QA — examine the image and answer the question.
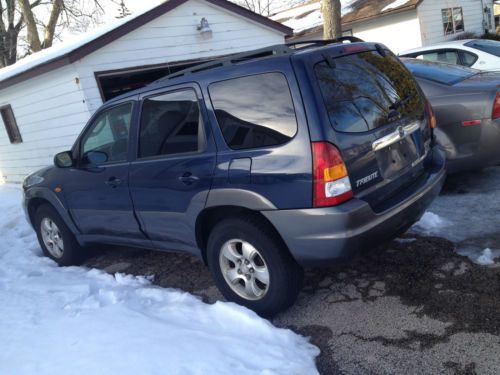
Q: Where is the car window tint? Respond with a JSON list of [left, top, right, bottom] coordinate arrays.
[[465, 39, 500, 57], [460, 51, 478, 66], [139, 89, 202, 158], [418, 51, 459, 65], [209, 73, 297, 150], [315, 51, 423, 133], [81, 103, 132, 163], [403, 59, 477, 85]]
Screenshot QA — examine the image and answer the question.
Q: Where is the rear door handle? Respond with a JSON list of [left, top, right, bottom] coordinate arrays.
[[178, 172, 199, 185], [105, 177, 122, 188]]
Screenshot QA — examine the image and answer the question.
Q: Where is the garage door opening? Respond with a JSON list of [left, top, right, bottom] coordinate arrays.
[[96, 60, 207, 101]]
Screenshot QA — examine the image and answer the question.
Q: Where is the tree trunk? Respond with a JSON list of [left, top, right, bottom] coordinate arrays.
[[322, 0, 342, 40], [42, 0, 64, 48], [17, 0, 42, 52]]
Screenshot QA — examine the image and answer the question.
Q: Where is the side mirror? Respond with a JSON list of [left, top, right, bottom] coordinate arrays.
[[54, 151, 73, 168], [83, 150, 108, 165]]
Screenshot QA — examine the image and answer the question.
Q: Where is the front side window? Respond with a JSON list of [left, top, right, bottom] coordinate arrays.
[[442, 7, 464, 35], [139, 89, 202, 158], [209, 73, 297, 150], [81, 103, 132, 164]]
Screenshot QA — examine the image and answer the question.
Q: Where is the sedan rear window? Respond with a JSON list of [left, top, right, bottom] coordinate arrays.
[[315, 51, 423, 133], [402, 59, 477, 85], [465, 39, 500, 57]]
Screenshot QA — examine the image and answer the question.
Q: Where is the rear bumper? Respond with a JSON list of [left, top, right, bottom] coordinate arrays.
[[262, 148, 446, 267], [438, 119, 500, 173]]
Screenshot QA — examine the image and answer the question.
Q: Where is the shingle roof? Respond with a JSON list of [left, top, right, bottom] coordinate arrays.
[[271, 0, 422, 37], [0, 0, 292, 90]]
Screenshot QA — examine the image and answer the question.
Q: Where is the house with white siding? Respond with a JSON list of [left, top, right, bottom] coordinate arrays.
[[272, 0, 495, 54], [0, 0, 290, 183]]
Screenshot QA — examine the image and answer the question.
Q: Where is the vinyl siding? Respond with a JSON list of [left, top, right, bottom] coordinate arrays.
[[349, 10, 421, 54], [0, 0, 285, 182], [0, 65, 89, 183], [418, 0, 495, 46], [75, 0, 285, 114]]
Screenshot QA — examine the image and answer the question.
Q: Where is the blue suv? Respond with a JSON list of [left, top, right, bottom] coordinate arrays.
[[23, 39, 446, 316]]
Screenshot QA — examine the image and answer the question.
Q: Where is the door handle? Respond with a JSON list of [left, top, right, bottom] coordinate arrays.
[[105, 177, 122, 188], [178, 172, 200, 185]]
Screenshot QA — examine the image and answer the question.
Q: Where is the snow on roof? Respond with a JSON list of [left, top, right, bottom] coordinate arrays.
[[270, 0, 356, 33], [272, 0, 420, 35], [0, 4, 158, 84], [381, 0, 411, 12]]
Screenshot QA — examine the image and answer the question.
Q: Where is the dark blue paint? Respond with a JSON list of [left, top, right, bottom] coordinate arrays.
[[22, 42, 445, 265]]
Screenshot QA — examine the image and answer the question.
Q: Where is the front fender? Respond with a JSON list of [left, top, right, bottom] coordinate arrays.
[[24, 187, 80, 235]]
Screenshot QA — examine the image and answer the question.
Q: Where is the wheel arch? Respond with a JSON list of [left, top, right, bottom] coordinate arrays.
[[195, 206, 289, 265], [25, 187, 80, 235]]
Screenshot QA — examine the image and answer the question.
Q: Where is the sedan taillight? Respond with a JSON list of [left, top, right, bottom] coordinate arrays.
[[492, 92, 500, 119], [425, 101, 437, 129]]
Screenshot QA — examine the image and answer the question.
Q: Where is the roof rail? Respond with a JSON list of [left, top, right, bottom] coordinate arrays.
[[156, 36, 365, 82], [286, 36, 364, 49]]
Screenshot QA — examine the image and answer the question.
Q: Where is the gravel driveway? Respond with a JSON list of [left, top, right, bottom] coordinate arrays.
[[85, 168, 500, 375]]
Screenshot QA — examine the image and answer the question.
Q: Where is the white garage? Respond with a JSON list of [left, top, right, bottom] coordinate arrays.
[[0, 0, 290, 183]]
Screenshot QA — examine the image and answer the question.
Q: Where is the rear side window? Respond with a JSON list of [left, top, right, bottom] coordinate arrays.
[[209, 73, 297, 150], [315, 51, 423, 133], [460, 51, 478, 67], [465, 40, 500, 57], [403, 60, 477, 85], [415, 50, 460, 65], [139, 89, 203, 158]]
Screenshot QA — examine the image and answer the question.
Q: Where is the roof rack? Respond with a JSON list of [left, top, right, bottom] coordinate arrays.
[[156, 36, 364, 82]]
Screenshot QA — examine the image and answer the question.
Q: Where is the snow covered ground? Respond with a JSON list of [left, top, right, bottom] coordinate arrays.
[[410, 166, 500, 266], [0, 184, 319, 375]]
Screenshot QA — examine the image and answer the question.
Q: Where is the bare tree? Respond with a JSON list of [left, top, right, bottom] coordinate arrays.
[[235, 0, 273, 16], [0, 0, 106, 67], [322, 0, 342, 39], [115, 0, 130, 19]]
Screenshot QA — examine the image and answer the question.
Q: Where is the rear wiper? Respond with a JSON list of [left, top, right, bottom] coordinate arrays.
[[389, 93, 416, 111]]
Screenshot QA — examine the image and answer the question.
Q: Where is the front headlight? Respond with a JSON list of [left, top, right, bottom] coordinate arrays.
[[23, 174, 44, 188]]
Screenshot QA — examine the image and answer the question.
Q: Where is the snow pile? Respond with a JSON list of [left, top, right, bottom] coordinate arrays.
[[411, 211, 451, 235], [0, 185, 319, 375], [475, 248, 498, 266], [381, 0, 411, 13], [411, 167, 500, 266]]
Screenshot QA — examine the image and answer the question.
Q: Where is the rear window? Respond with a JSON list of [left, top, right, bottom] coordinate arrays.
[[465, 39, 500, 57], [315, 51, 423, 133], [209, 73, 297, 150], [403, 59, 477, 85]]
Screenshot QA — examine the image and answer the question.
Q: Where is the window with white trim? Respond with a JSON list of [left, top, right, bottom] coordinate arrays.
[[442, 7, 464, 35], [0, 105, 22, 144]]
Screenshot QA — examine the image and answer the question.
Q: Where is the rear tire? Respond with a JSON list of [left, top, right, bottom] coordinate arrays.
[[207, 216, 303, 317], [34, 204, 84, 266]]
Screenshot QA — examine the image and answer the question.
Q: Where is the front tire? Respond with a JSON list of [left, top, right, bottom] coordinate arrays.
[[35, 204, 84, 266], [207, 216, 303, 317]]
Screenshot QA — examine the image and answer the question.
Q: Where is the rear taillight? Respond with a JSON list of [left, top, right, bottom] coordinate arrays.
[[425, 101, 437, 129], [312, 142, 353, 208], [492, 92, 500, 119]]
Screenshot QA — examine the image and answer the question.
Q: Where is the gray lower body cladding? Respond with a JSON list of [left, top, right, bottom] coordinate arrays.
[[262, 148, 446, 267]]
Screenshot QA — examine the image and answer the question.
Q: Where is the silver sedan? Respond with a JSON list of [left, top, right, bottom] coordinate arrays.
[[402, 58, 500, 173]]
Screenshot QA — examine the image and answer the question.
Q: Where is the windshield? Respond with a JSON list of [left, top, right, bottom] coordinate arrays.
[[465, 39, 500, 57], [402, 59, 478, 85], [315, 51, 423, 133]]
